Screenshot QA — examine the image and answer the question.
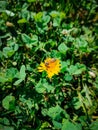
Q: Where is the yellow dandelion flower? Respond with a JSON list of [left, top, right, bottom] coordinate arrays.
[[38, 58, 61, 78]]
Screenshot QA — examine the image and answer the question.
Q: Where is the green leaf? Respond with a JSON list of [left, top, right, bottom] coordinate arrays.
[[90, 119, 98, 130], [20, 65, 26, 80], [50, 11, 59, 18], [68, 65, 77, 75], [21, 34, 32, 43], [47, 105, 62, 120], [6, 67, 18, 81], [40, 121, 50, 129], [3, 47, 15, 58], [21, 34, 38, 48], [0, 67, 18, 83], [94, 76, 98, 88], [53, 120, 62, 129], [0, 1, 7, 10], [73, 97, 82, 110], [2, 95, 15, 110], [14, 79, 23, 86], [35, 80, 54, 93], [58, 43, 68, 54], [34, 12, 43, 22], [62, 119, 82, 130], [83, 85, 92, 107], [0, 117, 10, 125], [64, 73, 73, 81], [0, 51, 3, 59], [50, 11, 64, 27], [61, 60, 70, 73], [17, 18, 27, 24], [43, 15, 50, 24], [68, 63, 86, 75], [14, 65, 26, 85], [27, 0, 36, 2], [5, 10, 15, 16], [34, 12, 50, 33], [35, 80, 46, 93], [0, 76, 7, 83], [47, 105, 69, 120], [53, 17, 61, 27], [0, 125, 14, 130], [75, 37, 88, 52]]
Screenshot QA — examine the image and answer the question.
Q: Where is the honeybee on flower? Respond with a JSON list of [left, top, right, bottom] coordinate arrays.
[[38, 58, 61, 79], [45, 58, 56, 67]]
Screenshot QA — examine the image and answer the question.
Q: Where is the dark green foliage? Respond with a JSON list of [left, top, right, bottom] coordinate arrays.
[[0, 0, 98, 129]]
